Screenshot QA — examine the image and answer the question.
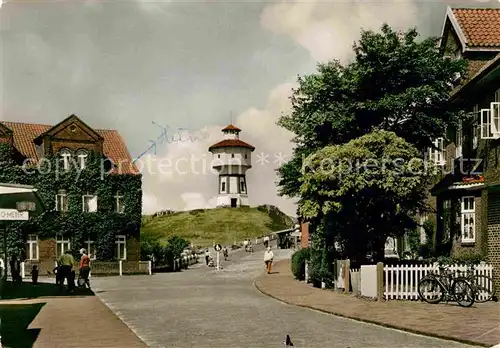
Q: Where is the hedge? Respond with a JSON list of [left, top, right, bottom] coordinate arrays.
[[291, 247, 310, 280]]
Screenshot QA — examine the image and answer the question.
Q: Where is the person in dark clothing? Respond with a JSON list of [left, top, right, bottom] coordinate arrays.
[[9, 255, 21, 283], [31, 265, 39, 286]]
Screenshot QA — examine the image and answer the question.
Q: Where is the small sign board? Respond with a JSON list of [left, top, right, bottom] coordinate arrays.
[[214, 244, 222, 252], [16, 201, 36, 212], [0, 209, 29, 221]]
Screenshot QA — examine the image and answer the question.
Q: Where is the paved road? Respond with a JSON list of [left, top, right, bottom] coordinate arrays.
[[92, 247, 476, 348]]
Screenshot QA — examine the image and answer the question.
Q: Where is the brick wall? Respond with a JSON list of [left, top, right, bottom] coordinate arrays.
[[487, 193, 500, 293], [300, 222, 309, 249]]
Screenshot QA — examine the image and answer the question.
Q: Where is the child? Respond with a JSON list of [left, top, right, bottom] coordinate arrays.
[[31, 265, 39, 286]]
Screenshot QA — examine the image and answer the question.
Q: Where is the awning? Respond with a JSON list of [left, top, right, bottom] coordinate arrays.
[[0, 183, 45, 216], [273, 228, 294, 235]]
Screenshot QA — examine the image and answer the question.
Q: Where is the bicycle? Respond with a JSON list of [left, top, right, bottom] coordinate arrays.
[[457, 264, 496, 303], [417, 265, 475, 307]]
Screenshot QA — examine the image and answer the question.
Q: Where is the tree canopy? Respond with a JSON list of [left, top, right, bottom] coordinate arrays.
[[277, 24, 467, 199], [299, 130, 433, 261]]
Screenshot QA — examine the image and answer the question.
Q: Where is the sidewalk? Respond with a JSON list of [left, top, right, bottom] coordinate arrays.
[[254, 259, 500, 347], [0, 294, 147, 347]]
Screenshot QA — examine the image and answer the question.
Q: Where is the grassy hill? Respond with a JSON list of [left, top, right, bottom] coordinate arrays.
[[141, 205, 294, 247]]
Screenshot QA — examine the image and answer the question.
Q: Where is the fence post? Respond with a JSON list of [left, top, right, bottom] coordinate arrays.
[[148, 261, 152, 275], [344, 259, 350, 293], [376, 262, 384, 302], [119, 260, 123, 276], [20, 262, 25, 279]]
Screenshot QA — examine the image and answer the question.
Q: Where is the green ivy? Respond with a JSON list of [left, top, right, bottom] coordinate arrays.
[[0, 143, 142, 260]]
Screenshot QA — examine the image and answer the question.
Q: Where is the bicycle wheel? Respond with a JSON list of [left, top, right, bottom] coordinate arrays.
[[472, 275, 496, 303], [451, 278, 475, 307], [418, 277, 444, 304]]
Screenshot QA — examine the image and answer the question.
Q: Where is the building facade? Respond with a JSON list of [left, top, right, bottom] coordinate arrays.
[[208, 124, 255, 208], [429, 8, 500, 287], [0, 114, 142, 274]]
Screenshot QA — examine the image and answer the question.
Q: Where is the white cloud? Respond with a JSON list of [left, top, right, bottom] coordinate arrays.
[[141, 0, 425, 218]]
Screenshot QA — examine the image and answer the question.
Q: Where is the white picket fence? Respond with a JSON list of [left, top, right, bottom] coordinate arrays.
[[384, 262, 493, 301]]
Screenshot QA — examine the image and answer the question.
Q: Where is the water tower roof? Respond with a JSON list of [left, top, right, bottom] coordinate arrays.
[[208, 139, 255, 152], [222, 124, 241, 132]]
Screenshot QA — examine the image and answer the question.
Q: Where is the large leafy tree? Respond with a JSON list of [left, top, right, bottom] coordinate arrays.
[[277, 24, 467, 199], [300, 130, 433, 262]]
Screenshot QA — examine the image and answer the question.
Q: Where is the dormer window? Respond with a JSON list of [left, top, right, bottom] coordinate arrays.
[[60, 149, 71, 170], [76, 149, 88, 169]]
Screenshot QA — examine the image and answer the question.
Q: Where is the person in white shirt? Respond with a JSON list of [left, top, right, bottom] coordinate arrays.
[[263, 246, 274, 274]]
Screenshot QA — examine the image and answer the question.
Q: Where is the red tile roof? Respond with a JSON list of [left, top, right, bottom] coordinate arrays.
[[452, 8, 500, 48], [208, 139, 255, 152], [0, 121, 139, 175], [221, 124, 241, 132]]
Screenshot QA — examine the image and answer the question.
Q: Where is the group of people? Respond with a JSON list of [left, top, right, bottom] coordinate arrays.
[[54, 248, 91, 292], [204, 246, 229, 266]]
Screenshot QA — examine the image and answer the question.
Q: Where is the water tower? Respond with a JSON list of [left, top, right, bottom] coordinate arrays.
[[208, 124, 255, 208]]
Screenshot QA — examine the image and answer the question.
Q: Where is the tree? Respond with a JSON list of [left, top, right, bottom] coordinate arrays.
[[277, 24, 467, 198], [299, 130, 433, 262]]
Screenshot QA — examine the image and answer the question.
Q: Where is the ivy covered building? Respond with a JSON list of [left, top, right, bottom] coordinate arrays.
[[427, 8, 500, 288], [0, 114, 142, 274]]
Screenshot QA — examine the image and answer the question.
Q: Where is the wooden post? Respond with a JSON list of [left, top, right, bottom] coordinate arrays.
[[344, 259, 350, 293], [377, 262, 384, 302]]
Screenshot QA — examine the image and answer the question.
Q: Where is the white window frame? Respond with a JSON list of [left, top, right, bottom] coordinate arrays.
[[481, 108, 495, 139], [428, 138, 445, 166], [56, 235, 71, 258], [60, 149, 71, 170], [239, 178, 246, 194], [26, 234, 39, 260], [76, 150, 88, 170], [116, 235, 127, 260], [492, 101, 500, 136], [473, 104, 479, 149], [55, 190, 68, 212], [461, 196, 475, 243], [456, 122, 462, 158], [82, 194, 98, 213], [114, 193, 125, 214], [85, 239, 97, 260]]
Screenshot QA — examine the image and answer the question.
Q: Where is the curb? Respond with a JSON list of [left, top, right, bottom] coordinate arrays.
[[253, 279, 488, 347]]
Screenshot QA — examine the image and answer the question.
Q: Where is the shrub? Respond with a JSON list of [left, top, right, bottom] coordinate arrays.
[[291, 247, 310, 280]]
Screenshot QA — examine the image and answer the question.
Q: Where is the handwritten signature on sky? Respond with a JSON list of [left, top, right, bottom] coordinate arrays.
[[133, 122, 210, 163]]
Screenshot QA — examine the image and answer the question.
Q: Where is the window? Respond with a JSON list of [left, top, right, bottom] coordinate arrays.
[[56, 235, 71, 258], [55, 190, 68, 212], [26, 235, 39, 260], [244, 154, 247, 159], [217, 154, 220, 158], [221, 182, 226, 193], [456, 122, 462, 158], [116, 235, 127, 260], [481, 91, 500, 139], [461, 197, 475, 243], [60, 149, 71, 170], [231, 154, 235, 158], [114, 192, 125, 214], [85, 239, 96, 260], [429, 138, 445, 166], [473, 104, 479, 149], [76, 149, 88, 169], [82, 194, 98, 212], [239, 177, 246, 193]]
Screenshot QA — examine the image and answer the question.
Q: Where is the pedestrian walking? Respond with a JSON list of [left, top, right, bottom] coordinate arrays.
[[57, 249, 75, 292], [264, 246, 274, 274], [283, 334, 294, 346], [78, 248, 91, 289], [223, 246, 228, 261], [205, 249, 210, 265]]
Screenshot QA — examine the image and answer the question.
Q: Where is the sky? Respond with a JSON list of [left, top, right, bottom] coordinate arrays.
[[1, 0, 497, 217]]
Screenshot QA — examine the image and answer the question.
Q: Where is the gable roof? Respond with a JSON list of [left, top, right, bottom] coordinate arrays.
[[442, 7, 500, 52], [33, 114, 104, 144], [0, 120, 139, 175]]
